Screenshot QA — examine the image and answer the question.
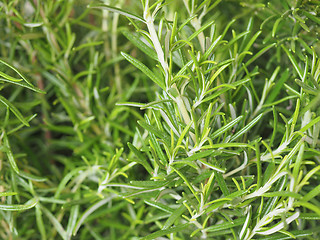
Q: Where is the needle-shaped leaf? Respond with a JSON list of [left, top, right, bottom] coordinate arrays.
[[3, 132, 20, 174], [121, 52, 165, 90], [0, 77, 44, 93], [205, 217, 246, 232], [145, 200, 174, 214], [208, 62, 231, 85], [230, 113, 263, 142], [0, 59, 42, 90], [239, 43, 276, 73], [0, 71, 22, 82], [0, 192, 17, 197], [88, 4, 145, 22], [138, 120, 170, 144], [128, 143, 153, 175], [35, 204, 47, 240], [0, 198, 38, 211], [162, 204, 186, 229], [0, 95, 29, 126], [142, 223, 190, 240], [281, 45, 303, 79], [42, 205, 67, 239], [122, 30, 157, 60], [211, 116, 243, 139], [202, 35, 223, 60], [198, 159, 225, 173], [171, 166, 200, 203], [265, 68, 289, 104], [188, 20, 215, 42], [184, 150, 214, 162]]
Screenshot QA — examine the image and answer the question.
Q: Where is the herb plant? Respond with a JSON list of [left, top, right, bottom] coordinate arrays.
[[0, 0, 320, 239]]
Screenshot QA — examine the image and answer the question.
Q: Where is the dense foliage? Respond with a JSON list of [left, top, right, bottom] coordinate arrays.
[[0, 0, 320, 239]]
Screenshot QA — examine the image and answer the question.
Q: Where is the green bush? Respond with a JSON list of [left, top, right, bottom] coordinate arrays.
[[0, 0, 320, 239]]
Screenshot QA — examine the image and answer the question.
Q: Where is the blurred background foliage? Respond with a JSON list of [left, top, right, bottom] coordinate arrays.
[[0, 0, 319, 239]]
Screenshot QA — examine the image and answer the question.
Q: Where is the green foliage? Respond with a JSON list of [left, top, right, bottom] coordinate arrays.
[[0, 0, 320, 239]]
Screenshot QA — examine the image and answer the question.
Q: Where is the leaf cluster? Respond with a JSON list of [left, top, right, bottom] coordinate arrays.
[[0, 0, 320, 239]]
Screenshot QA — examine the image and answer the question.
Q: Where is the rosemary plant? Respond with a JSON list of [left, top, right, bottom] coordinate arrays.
[[0, 0, 320, 239]]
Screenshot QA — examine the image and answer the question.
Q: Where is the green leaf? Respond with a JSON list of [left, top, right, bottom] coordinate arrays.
[[242, 30, 261, 53], [205, 217, 246, 232], [122, 30, 157, 60], [128, 143, 153, 175], [130, 180, 168, 188], [0, 71, 22, 82], [176, 121, 193, 147], [202, 35, 223, 60], [300, 92, 320, 116], [0, 59, 44, 92], [272, 17, 283, 37], [208, 62, 231, 86], [141, 223, 190, 240], [198, 159, 225, 173], [265, 68, 289, 104], [162, 204, 186, 229], [203, 143, 255, 150], [88, 4, 145, 22], [52, 167, 87, 210], [215, 172, 230, 196], [42, 205, 67, 239], [262, 191, 302, 198], [230, 113, 263, 142], [18, 171, 47, 182], [0, 95, 29, 126], [121, 52, 165, 89], [35, 204, 47, 240], [299, 116, 320, 133], [295, 79, 318, 95], [74, 197, 113, 235], [281, 45, 303, 79], [138, 120, 170, 143], [302, 184, 320, 202], [301, 9, 320, 24], [261, 229, 314, 240], [72, 41, 104, 52], [3, 132, 20, 174], [0, 192, 17, 197], [66, 193, 80, 240], [0, 77, 45, 93], [184, 150, 214, 162], [202, 77, 251, 103], [0, 198, 38, 211], [211, 116, 243, 139], [145, 200, 174, 214], [239, 206, 251, 240], [171, 166, 200, 203], [294, 201, 320, 216], [240, 43, 276, 72], [188, 20, 215, 42]]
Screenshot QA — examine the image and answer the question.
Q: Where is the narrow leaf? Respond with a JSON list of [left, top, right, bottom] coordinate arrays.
[[3, 133, 20, 174], [0, 198, 38, 211], [128, 143, 153, 175], [281, 45, 303, 79], [121, 52, 165, 89], [142, 223, 190, 240], [211, 116, 243, 139], [162, 205, 186, 229], [145, 200, 174, 214], [205, 217, 246, 232], [230, 113, 263, 142], [88, 4, 145, 22], [122, 30, 157, 60], [0, 95, 29, 126]]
